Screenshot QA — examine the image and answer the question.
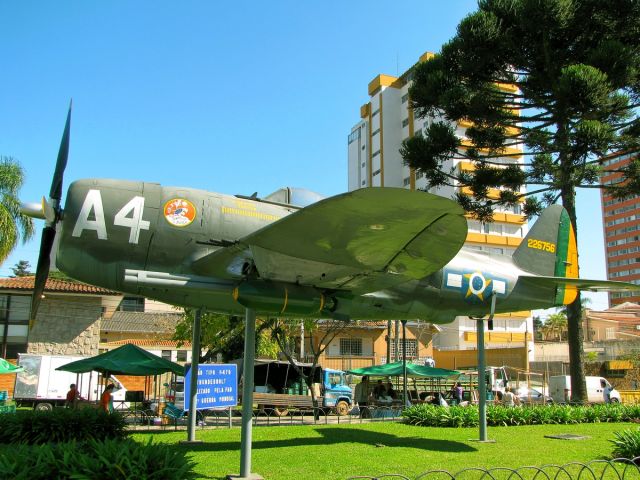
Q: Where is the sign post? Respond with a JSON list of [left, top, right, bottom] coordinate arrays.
[[184, 363, 238, 411]]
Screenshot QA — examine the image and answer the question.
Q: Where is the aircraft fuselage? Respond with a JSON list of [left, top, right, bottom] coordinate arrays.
[[57, 179, 558, 323]]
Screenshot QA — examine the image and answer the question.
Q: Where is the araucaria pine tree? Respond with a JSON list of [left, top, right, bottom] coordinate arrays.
[[401, 0, 640, 402]]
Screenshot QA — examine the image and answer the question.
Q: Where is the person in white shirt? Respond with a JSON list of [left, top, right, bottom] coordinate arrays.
[[501, 386, 519, 407]]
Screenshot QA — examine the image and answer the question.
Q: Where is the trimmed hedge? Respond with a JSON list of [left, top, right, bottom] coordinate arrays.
[[0, 438, 197, 480], [402, 403, 640, 427], [0, 408, 126, 444]]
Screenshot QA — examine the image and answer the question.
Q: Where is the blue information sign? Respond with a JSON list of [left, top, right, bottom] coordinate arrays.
[[184, 363, 238, 411]]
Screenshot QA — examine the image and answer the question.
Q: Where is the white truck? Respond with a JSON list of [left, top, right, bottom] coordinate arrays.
[[13, 354, 127, 411], [549, 375, 621, 404]]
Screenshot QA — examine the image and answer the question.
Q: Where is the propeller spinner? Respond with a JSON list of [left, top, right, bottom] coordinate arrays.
[[23, 103, 72, 326]]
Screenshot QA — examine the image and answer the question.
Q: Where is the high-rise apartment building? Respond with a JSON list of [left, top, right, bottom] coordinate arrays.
[[600, 151, 640, 306], [347, 52, 533, 354]]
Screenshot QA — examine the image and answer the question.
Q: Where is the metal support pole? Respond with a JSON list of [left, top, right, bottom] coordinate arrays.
[[239, 308, 257, 478], [401, 320, 408, 406], [394, 320, 400, 362], [386, 320, 392, 364], [186, 308, 202, 442], [477, 293, 496, 443]]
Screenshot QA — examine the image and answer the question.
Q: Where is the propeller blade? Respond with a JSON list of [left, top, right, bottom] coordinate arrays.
[[31, 225, 56, 324], [31, 103, 72, 324], [50, 101, 72, 202]]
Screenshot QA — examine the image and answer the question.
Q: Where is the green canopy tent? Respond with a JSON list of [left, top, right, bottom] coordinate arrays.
[[56, 343, 184, 376], [348, 361, 461, 405], [56, 344, 185, 409], [348, 362, 459, 378], [0, 358, 23, 374]]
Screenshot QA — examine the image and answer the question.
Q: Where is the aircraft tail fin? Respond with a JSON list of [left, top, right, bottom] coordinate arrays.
[[512, 205, 579, 305]]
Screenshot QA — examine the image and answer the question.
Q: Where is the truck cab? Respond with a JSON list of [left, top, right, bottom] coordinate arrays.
[[322, 368, 353, 415]]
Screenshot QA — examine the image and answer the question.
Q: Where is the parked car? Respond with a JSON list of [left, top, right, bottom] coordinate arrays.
[[516, 387, 553, 404]]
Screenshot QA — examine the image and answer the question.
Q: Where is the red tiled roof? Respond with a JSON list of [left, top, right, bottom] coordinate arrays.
[[0, 276, 120, 295], [102, 339, 191, 348]]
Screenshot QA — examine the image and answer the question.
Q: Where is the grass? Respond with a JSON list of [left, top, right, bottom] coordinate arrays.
[[131, 422, 636, 479]]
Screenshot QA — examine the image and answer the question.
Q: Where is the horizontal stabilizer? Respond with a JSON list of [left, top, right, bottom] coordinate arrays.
[[519, 275, 640, 293]]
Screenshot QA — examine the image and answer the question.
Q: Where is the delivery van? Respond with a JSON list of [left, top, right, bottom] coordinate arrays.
[[549, 375, 621, 404]]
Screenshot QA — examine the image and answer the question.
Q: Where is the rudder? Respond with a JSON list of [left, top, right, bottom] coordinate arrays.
[[512, 205, 578, 305]]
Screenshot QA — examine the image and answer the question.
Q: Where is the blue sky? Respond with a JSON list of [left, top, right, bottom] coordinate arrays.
[[0, 1, 608, 310]]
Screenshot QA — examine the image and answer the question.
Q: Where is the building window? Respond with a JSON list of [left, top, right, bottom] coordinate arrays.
[[372, 169, 381, 177], [161, 350, 172, 361], [402, 118, 409, 128], [177, 350, 187, 362], [605, 328, 616, 340], [483, 223, 490, 234], [390, 339, 418, 359], [361, 162, 365, 168], [340, 338, 362, 356], [372, 128, 380, 137], [0, 294, 30, 358], [372, 150, 380, 158], [118, 296, 145, 312], [5, 343, 27, 359], [403, 177, 410, 186], [401, 93, 409, 103], [361, 180, 366, 185], [372, 109, 380, 117]]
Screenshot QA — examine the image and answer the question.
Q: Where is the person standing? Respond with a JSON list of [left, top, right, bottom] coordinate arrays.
[[501, 386, 519, 407], [354, 376, 370, 406], [452, 382, 463, 405], [100, 384, 115, 413], [601, 379, 612, 404], [65, 383, 82, 408]]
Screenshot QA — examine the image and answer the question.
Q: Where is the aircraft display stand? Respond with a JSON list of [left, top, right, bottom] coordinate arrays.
[[182, 308, 204, 445], [469, 292, 497, 444], [227, 307, 263, 480]]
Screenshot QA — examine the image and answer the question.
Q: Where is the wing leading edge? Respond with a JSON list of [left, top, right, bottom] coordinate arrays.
[[193, 187, 468, 293]]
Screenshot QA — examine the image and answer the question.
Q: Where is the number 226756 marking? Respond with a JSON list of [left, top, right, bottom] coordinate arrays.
[[527, 238, 556, 253]]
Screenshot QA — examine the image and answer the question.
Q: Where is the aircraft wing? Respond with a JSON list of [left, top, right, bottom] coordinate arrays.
[[519, 275, 640, 292], [192, 187, 467, 293]]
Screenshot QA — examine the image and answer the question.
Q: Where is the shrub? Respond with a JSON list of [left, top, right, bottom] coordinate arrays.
[[0, 438, 197, 480], [402, 403, 637, 428], [611, 429, 640, 459], [0, 408, 126, 444]]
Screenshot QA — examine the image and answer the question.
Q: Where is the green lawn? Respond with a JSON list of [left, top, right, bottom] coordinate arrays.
[[131, 422, 637, 479]]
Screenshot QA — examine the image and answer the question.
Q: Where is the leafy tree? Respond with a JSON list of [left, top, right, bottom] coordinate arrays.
[[266, 317, 348, 408], [173, 310, 279, 363], [532, 315, 544, 341], [11, 260, 32, 277], [0, 157, 34, 262], [401, 0, 640, 402]]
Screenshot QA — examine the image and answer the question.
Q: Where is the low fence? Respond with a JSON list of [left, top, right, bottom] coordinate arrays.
[[124, 404, 406, 430], [347, 458, 640, 480], [620, 390, 640, 404]]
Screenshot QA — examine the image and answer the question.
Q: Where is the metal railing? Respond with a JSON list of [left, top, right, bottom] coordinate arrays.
[[125, 404, 407, 430], [347, 458, 640, 480]]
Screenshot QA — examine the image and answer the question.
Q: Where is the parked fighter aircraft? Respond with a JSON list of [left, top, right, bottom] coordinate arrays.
[[23, 108, 640, 323]]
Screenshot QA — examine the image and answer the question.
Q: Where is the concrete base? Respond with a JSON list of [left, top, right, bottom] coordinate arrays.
[[179, 440, 204, 445], [226, 474, 264, 480], [468, 438, 497, 443]]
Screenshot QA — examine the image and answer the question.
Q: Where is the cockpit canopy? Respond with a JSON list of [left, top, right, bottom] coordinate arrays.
[[264, 187, 325, 207]]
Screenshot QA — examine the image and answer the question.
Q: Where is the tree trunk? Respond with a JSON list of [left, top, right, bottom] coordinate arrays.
[[561, 188, 588, 403]]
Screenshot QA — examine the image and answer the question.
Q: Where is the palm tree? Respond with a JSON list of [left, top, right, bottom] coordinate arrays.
[[0, 156, 34, 262], [544, 313, 569, 342]]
